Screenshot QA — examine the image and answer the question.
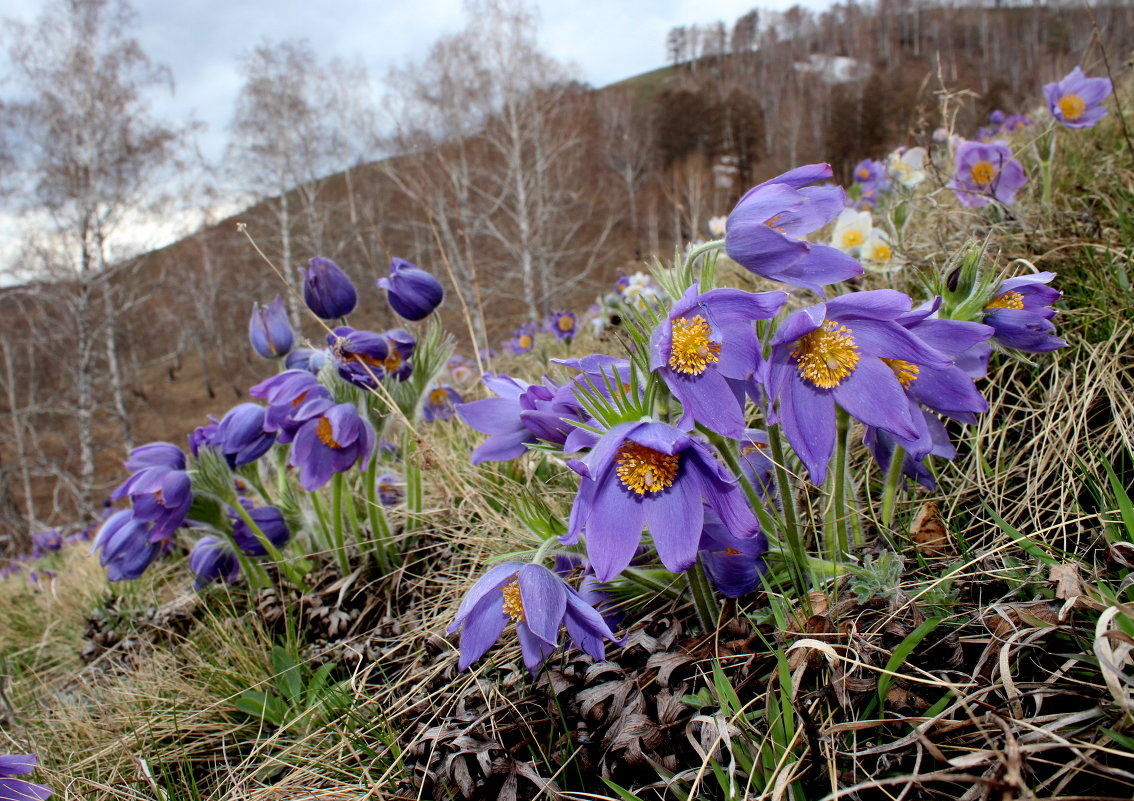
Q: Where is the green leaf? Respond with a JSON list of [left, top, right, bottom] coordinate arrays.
[[1101, 457, 1134, 541], [271, 645, 304, 707], [234, 690, 288, 729], [600, 778, 646, 801], [984, 504, 1059, 566]]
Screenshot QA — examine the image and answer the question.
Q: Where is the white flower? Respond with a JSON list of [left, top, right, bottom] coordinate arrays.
[[831, 207, 873, 254], [861, 230, 898, 272], [708, 215, 727, 237], [886, 146, 928, 188]]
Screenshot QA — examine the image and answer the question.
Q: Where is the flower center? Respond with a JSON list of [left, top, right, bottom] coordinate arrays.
[[668, 315, 722, 376], [857, 167, 871, 180], [501, 578, 525, 621], [429, 388, 450, 406], [384, 348, 402, 371], [841, 229, 864, 248], [616, 442, 680, 495], [723, 547, 742, 556], [791, 321, 860, 389], [881, 358, 920, 389], [557, 315, 574, 332], [291, 390, 309, 408], [986, 290, 1025, 310], [970, 160, 997, 187], [764, 213, 786, 233], [1058, 93, 1086, 121], [316, 416, 343, 449], [517, 334, 532, 349], [871, 243, 892, 261]]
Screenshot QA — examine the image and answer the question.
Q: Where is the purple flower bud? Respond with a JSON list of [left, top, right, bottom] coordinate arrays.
[[378, 258, 443, 321], [90, 510, 166, 581], [216, 403, 276, 468], [303, 257, 358, 320], [284, 348, 330, 375], [376, 471, 404, 506], [188, 536, 240, 590], [125, 442, 186, 472], [31, 530, 63, 553], [230, 501, 291, 556], [249, 297, 294, 358]]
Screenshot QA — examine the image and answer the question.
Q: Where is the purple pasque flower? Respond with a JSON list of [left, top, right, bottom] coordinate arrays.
[[764, 290, 954, 484], [949, 140, 1027, 209], [423, 385, 463, 422], [448, 561, 620, 674], [456, 373, 582, 464], [649, 282, 786, 438], [852, 158, 886, 186], [376, 471, 403, 506], [284, 347, 330, 375], [698, 509, 767, 598], [90, 510, 167, 581], [982, 272, 1066, 353], [230, 500, 291, 556], [248, 297, 294, 359], [725, 163, 863, 295], [562, 420, 759, 582], [865, 410, 956, 491], [303, 257, 357, 320], [188, 536, 240, 590], [189, 418, 220, 457], [0, 754, 52, 801], [1045, 66, 1112, 129], [250, 370, 333, 444], [507, 323, 537, 354], [288, 402, 376, 491], [328, 326, 388, 388], [125, 442, 186, 472], [111, 454, 192, 539], [216, 403, 276, 469], [382, 328, 416, 382], [378, 257, 444, 322], [31, 530, 63, 552], [546, 310, 577, 341]]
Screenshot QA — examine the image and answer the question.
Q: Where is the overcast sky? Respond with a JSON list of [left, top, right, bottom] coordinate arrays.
[[6, 0, 834, 164]]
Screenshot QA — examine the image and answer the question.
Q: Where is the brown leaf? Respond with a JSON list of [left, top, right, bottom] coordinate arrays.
[[1049, 563, 1106, 619], [911, 502, 951, 556]]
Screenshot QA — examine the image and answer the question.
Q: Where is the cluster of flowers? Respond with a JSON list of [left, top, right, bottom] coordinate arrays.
[[505, 310, 579, 355], [0, 524, 98, 587], [977, 108, 1032, 142], [89, 255, 444, 589], [453, 159, 1066, 674]]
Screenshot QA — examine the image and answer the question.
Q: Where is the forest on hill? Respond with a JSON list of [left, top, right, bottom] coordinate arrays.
[[0, 0, 1131, 539]]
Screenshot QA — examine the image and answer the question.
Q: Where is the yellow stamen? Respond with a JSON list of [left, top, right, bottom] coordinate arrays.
[[881, 358, 920, 389], [841, 229, 864, 248], [970, 160, 997, 186], [765, 213, 786, 233], [517, 334, 533, 350], [502, 579, 525, 621], [792, 321, 860, 389], [723, 547, 742, 556], [857, 167, 871, 180], [986, 290, 1024, 310], [291, 390, 309, 408], [316, 416, 343, 449], [871, 244, 892, 262], [616, 442, 680, 495], [1058, 93, 1085, 121], [429, 387, 450, 406], [384, 348, 402, 372], [668, 315, 722, 376], [557, 315, 574, 332]]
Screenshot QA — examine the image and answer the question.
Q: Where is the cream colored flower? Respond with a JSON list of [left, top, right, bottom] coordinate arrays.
[[830, 207, 873, 254], [708, 215, 727, 237], [861, 230, 898, 272], [886, 146, 927, 188]]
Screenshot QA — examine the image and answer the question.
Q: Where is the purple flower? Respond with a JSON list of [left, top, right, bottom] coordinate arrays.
[[248, 297, 294, 359], [764, 290, 953, 484], [284, 348, 330, 375], [562, 420, 759, 582], [378, 257, 443, 321], [546, 310, 577, 341], [125, 443, 186, 472], [303, 257, 358, 320], [288, 402, 376, 491], [382, 328, 416, 382], [188, 536, 240, 590], [698, 509, 767, 597], [0, 754, 52, 801], [90, 510, 167, 581], [230, 500, 291, 556], [865, 410, 956, 491], [982, 272, 1066, 353], [189, 418, 220, 457], [250, 370, 333, 444], [216, 403, 276, 469], [111, 455, 192, 539], [725, 163, 863, 295], [949, 141, 1027, 208], [31, 530, 63, 552], [376, 471, 403, 506], [1045, 66, 1112, 129], [852, 159, 886, 186], [507, 323, 537, 354], [648, 283, 785, 438], [423, 385, 462, 422], [328, 326, 388, 388], [447, 562, 620, 674], [456, 373, 583, 464]]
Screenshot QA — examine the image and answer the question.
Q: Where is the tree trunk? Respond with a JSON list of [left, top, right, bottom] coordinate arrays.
[[2, 338, 36, 530]]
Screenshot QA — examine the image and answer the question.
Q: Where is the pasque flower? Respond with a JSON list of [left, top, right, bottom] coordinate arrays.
[[303, 257, 358, 320], [216, 403, 276, 469], [886, 147, 927, 188], [698, 509, 768, 598], [328, 326, 389, 388], [111, 444, 192, 538], [562, 420, 759, 582], [0, 754, 52, 801], [230, 500, 291, 556], [448, 562, 620, 674], [248, 297, 294, 358], [376, 471, 403, 506], [865, 410, 956, 491], [250, 370, 332, 443], [830, 208, 873, 255], [648, 283, 785, 438], [288, 401, 376, 491], [852, 158, 887, 186], [724, 163, 862, 294], [188, 536, 240, 590], [90, 510, 167, 581], [378, 257, 443, 321], [382, 328, 416, 382], [546, 310, 577, 341], [456, 373, 582, 464], [31, 530, 63, 553], [423, 385, 462, 422], [982, 272, 1065, 353], [284, 347, 329, 375], [764, 290, 953, 484], [1044, 66, 1112, 129], [949, 140, 1027, 208]]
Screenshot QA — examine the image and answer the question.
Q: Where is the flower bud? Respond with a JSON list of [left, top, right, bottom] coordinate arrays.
[[249, 297, 294, 358], [378, 258, 443, 321], [303, 258, 358, 320]]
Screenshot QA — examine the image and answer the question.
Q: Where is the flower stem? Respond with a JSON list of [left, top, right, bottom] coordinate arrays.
[[767, 425, 809, 590], [364, 455, 393, 573], [232, 501, 307, 589], [330, 472, 350, 575], [879, 444, 907, 532], [686, 557, 720, 633], [826, 408, 851, 560], [685, 238, 725, 267]]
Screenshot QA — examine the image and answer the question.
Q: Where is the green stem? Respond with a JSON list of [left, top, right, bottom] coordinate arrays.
[[685, 238, 725, 267], [622, 567, 681, 599], [766, 426, 809, 589], [879, 444, 907, 532], [233, 548, 269, 592], [827, 408, 851, 560], [364, 455, 393, 573], [686, 557, 720, 633], [330, 472, 350, 575], [232, 502, 308, 589]]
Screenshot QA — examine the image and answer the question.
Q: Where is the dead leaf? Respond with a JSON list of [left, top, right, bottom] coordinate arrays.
[[911, 502, 951, 556], [1049, 563, 1105, 619]]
